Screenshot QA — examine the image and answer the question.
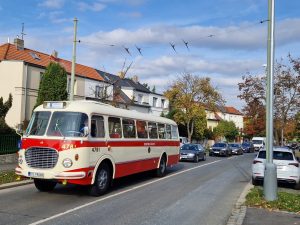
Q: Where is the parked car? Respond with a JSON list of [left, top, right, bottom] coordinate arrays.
[[209, 142, 232, 157], [241, 142, 255, 153], [229, 143, 243, 155], [180, 144, 206, 162], [252, 137, 266, 151], [252, 147, 300, 189]]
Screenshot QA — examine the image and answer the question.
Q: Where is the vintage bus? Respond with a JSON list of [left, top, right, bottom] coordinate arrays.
[[15, 101, 180, 196]]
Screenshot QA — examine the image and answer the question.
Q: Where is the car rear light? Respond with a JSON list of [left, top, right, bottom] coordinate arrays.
[[288, 163, 299, 167], [253, 160, 262, 164]]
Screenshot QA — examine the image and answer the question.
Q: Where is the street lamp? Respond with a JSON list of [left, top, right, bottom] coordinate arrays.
[[264, 0, 277, 201]]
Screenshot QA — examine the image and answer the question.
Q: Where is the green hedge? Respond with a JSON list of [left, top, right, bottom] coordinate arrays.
[[0, 134, 20, 155]]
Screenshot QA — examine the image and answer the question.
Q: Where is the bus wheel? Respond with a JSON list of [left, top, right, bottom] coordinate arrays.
[[89, 163, 111, 196], [156, 155, 167, 177], [34, 179, 57, 192]]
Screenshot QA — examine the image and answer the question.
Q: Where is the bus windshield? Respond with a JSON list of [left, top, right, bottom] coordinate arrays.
[[47, 112, 88, 137], [26, 111, 51, 136]]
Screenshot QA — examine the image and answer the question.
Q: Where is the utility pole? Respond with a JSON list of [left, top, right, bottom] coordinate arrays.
[[264, 0, 277, 201], [70, 18, 78, 101]]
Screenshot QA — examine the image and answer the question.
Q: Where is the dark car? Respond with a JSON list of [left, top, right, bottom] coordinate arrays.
[[229, 143, 243, 155], [209, 142, 232, 157], [241, 142, 255, 153], [180, 144, 206, 162]]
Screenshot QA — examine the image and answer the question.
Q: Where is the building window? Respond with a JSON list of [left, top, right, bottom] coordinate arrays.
[[138, 94, 143, 103], [161, 99, 165, 108], [153, 97, 158, 107]]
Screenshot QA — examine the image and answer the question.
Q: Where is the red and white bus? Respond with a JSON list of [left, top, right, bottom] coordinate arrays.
[[16, 101, 180, 196]]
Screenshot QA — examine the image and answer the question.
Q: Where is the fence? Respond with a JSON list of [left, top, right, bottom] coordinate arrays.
[[0, 134, 20, 155]]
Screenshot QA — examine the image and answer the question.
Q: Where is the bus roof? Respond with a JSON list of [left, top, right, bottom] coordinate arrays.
[[35, 100, 177, 125]]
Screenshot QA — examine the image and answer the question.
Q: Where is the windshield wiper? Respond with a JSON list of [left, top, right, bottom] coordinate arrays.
[[55, 122, 65, 139]]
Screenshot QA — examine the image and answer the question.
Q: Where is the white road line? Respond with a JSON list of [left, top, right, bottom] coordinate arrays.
[[30, 159, 222, 225]]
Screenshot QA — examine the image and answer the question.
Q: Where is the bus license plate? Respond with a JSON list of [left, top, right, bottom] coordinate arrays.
[[28, 172, 44, 178]]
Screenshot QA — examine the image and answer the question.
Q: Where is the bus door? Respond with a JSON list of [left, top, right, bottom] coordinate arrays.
[[89, 115, 107, 166]]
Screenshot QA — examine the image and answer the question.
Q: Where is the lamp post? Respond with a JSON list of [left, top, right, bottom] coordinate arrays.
[[264, 0, 277, 201], [69, 17, 78, 101]]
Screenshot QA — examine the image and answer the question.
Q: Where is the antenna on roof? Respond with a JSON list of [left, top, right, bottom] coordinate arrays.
[[21, 23, 26, 40]]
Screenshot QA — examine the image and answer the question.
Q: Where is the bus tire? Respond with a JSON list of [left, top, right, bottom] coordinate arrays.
[[156, 155, 167, 177], [34, 179, 56, 192], [89, 162, 111, 196]]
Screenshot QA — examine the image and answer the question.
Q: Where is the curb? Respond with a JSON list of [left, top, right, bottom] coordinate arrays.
[[0, 179, 33, 190], [226, 182, 253, 225]]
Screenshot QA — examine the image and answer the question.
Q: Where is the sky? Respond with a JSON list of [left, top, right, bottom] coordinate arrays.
[[1, 0, 300, 110]]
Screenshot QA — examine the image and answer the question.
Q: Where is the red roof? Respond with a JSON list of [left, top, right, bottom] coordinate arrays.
[[0, 43, 103, 81], [224, 106, 242, 115]]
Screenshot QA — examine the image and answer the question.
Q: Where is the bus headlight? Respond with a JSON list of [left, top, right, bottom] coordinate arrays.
[[62, 158, 73, 168]]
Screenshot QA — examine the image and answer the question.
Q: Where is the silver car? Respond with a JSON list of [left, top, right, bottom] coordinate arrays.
[[180, 144, 206, 162]]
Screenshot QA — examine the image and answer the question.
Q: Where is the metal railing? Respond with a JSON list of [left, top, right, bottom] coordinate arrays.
[[0, 134, 20, 155]]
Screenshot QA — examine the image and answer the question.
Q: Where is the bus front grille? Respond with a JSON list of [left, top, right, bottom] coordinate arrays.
[[25, 147, 58, 169]]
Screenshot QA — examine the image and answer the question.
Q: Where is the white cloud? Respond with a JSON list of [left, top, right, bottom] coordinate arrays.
[[39, 0, 65, 9], [79, 19, 300, 52], [119, 12, 142, 18], [48, 11, 72, 24], [78, 1, 106, 12]]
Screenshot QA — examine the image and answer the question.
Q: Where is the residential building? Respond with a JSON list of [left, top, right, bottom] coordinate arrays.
[[98, 71, 169, 116], [206, 106, 244, 132]]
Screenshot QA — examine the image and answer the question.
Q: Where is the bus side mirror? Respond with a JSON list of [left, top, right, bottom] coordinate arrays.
[[16, 123, 23, 136]]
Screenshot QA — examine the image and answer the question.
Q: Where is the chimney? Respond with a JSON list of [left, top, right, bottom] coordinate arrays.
[[14, 37, 24, 50], [51, 50, 58, 58], [132, 75, 139, 83], [118, 71, 125, 79]]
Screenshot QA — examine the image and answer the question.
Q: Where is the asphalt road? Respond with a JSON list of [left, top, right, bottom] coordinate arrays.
[[0, 153, 255, 225]]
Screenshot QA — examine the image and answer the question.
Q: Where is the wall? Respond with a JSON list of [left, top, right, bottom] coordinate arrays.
[[0, 61, 24, 127]]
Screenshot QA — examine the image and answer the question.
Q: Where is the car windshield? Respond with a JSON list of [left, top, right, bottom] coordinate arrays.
[[253, 140, 263, 144], [213, 143, 226, 148], [26, 111, 51, 136], [47, 112, 88, 137], [181, 144, 197, 151], [229, 144, 240, 147], [257, 151, 294, 161]]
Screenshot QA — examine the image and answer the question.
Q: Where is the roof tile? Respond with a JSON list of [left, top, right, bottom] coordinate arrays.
[[0, 43, 103, 81]]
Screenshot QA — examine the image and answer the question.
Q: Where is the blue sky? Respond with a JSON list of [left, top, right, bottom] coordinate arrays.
[[1, 0, 300, 110]]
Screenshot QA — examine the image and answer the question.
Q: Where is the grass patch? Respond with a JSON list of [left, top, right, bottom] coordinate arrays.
[[245, 187, 300, 214], [0, 170, 20, 185]]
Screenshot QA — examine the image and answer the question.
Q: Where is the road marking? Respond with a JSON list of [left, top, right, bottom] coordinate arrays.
[[30, 159, 222, 225]]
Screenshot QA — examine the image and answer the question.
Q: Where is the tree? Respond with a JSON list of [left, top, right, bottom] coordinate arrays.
[[238, 55, 300, 144], [0, 93, 14, 134], [34, 62, 68, 109], [214, 120, 239, 142], [165, 73, 223, 142]]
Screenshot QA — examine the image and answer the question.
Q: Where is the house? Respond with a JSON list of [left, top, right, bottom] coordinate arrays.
[[0, 39, 169, 128], [206, 105, 244, 133], [97, 71, 169, 116]]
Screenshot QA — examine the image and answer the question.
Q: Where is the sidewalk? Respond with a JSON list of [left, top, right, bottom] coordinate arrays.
[[228, 183, 300, 225], [243, 207, 300, 225], [0, 162, 17, 171]]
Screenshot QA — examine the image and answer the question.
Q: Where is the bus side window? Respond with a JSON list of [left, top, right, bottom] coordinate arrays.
[[171, 125, 179, 139], [137, 120, 148, 138], [158, 123, 166, 139], [166, 125, 171, 139], [108, 117, 122, 138], [91, 115, 105, 138], [122, 119, 136, 138], [148, 122, 158, 139]]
